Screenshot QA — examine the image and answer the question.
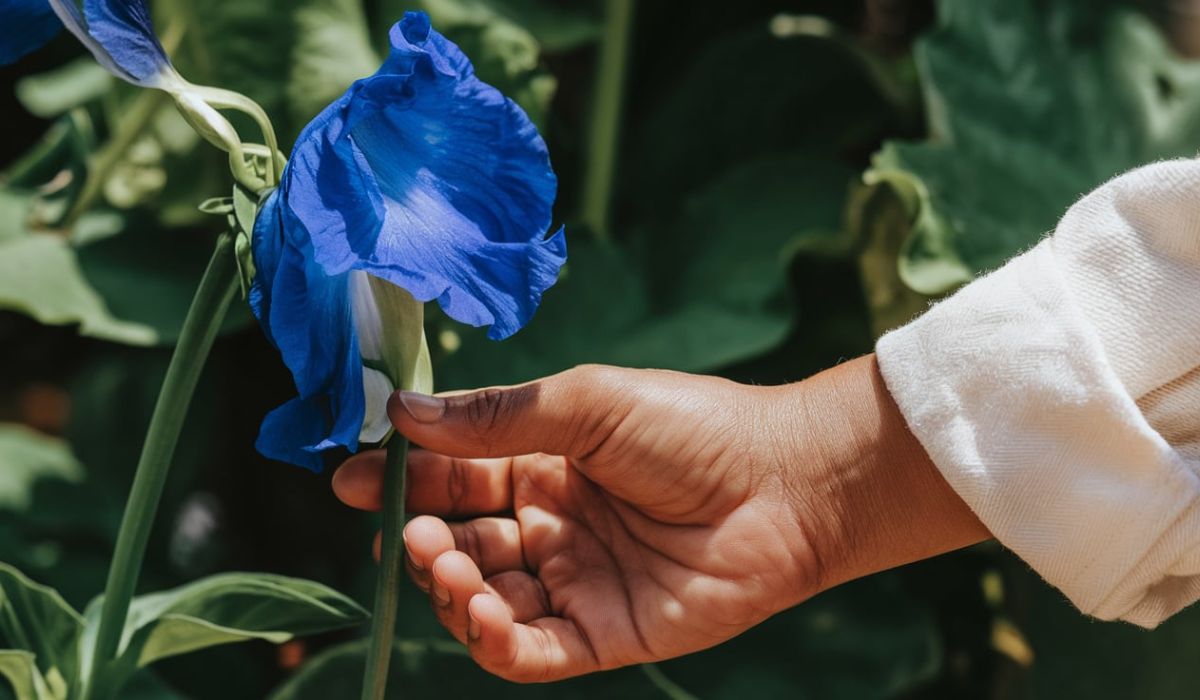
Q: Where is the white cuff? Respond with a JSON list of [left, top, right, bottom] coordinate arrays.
[[876, 159, 1200, 627]]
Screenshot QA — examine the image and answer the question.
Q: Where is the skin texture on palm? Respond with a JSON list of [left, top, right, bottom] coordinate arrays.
[[332, 355, 989, 682]]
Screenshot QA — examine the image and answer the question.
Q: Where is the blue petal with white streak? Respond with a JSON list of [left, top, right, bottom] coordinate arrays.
[[250, 11, 566, 470]]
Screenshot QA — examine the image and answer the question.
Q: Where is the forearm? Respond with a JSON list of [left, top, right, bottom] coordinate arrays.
[[772, 354, 990, 596]]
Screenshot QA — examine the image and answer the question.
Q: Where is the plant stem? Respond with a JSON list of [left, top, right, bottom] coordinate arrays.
[[64, 89, 170, 228], [81, 234, 239, 700], [361, 435, 409, 700], [641, 663, 699, 700], [580, 0, 635, 241]]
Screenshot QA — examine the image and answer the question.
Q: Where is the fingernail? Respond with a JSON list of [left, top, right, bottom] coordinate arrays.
[[405, 552, 424, 576], [431, 580, 451, 607], [402, 533, 424, 572], [398, 391, 445, 423], [467, 610, 481, 641]]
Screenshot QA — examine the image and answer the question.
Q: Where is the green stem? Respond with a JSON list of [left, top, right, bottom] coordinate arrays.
[[580, 0, 635, 241], [64, 90, 170, 228], [81, 234, 239, 700], [361, 435, 409, 700], [641, 664, 699, 700]]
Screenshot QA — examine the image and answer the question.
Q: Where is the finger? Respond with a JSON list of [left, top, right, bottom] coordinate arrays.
[[430, 550, 485, 643], [333, 450, 514, 517], [333, 451, 516, 518], [449, 517, 526, 576], [410, 453, 513, 517], [402, 516, 455, 588], [485, 570, 552, 624], [332, 450, 386, 511], [387, 365, 638, 459], [466, 595, 600, 683]]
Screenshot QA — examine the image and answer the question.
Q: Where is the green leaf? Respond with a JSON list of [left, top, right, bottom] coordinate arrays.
[[629, 21, 910, 219], [437, 154, 854, 388], [75, 225, 255, 345], [287, 0, 381, 127], [872, 0, 1200, 294], [0, 651, 52, 700], [81, 572, 367, 689], [0, 564, 84, 694], [179, 0, 381, 144], [0, 234, 156, 346], [15, 60, 114, 119], [0, 426, 84, 514]]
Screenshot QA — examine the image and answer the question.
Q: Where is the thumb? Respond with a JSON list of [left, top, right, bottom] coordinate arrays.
[[386, 365, 635, 459]]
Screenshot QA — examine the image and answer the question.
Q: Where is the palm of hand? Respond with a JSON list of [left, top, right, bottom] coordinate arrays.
[[509, 451, 814, 671]]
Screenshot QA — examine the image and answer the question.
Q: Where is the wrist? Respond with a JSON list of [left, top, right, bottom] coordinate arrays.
[[771, 354, 990, 599]]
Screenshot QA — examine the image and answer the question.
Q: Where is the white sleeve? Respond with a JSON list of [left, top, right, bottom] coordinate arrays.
[[875, 158, 1200, 627]]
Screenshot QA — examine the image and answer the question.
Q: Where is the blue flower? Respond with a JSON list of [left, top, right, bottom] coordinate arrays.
[[0, 0, 61, 64], [2, 0, 178, 88], [250, 11, 566, 471]]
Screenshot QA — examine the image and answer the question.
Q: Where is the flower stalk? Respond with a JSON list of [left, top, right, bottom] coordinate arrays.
[[581, 0, 635, 240], [81, 233, 240, 700], [361, 433, 410, 700]]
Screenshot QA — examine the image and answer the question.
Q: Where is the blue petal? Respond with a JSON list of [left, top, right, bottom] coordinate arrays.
[[250, 191, 366, 470], [83, 0, 171, 82], [47, 0, 172, 85], [0, 0, 61, 65], [285, 11, 565, 340]]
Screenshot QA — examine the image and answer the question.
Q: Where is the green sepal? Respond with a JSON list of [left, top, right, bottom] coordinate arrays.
[[366, 277, 434, 396], [196, 197, 234, 217], [225, 185, 261, 300]]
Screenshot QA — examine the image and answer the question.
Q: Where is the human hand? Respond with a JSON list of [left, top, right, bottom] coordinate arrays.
[[332, 356, 987, 682]]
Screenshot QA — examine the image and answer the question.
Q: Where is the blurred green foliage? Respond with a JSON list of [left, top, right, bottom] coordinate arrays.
[[1, 0, 1199, 697]]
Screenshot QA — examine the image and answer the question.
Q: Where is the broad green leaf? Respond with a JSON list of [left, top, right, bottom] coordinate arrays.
[[75, 225, 255, 345], [872, 0, 1200, 294], [0, 651, 52, 700], [437, 154, 853, 388], [629, 20, 911, 219], [0, 192, 33, 243], [86, 572, 366, 683], [0, 426, 83, 513], [0, 235, 156, 346], [0, 564, 84, 694], [177, 0, 383, 144], [287, 0, 380, 126], [15, 60, 113, 119]]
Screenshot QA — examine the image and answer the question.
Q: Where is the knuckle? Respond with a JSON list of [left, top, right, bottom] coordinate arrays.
[[463, 388, 511, 435], [561, 364, 626, 392], [446, 458, 470, 513], [456, 521, 480, 562]]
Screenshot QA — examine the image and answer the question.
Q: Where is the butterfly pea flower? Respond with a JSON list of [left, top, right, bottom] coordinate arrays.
[[249, 11, 566, 471]]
